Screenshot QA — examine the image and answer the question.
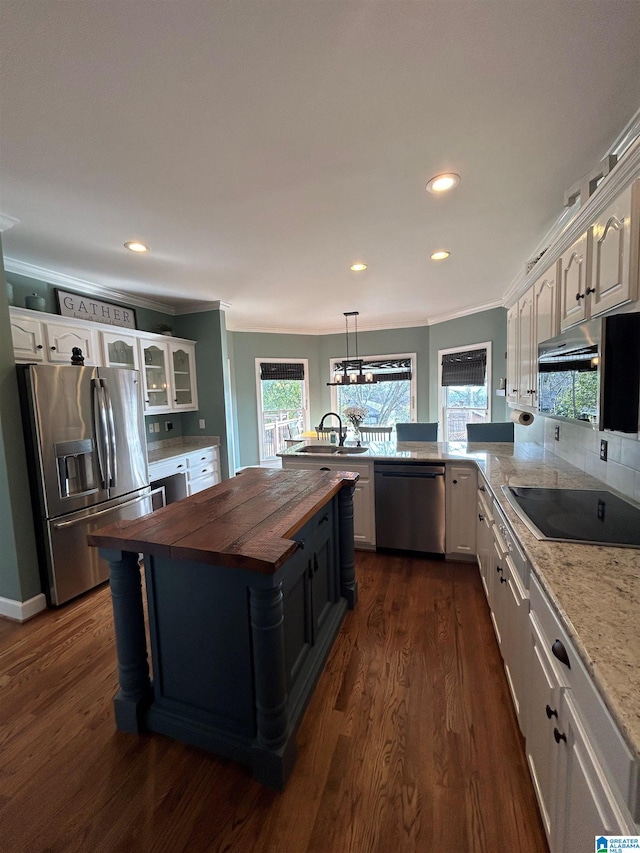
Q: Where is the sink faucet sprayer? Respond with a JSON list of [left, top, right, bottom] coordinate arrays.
[[316, 412, 347, 446]]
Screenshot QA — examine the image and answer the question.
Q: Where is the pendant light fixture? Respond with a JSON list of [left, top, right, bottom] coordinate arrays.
[[327, 311, 377, 386]]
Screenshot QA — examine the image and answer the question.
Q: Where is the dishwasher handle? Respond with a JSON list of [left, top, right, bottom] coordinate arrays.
[[375, 464, 445, 478], [376, 471, 444, 479]]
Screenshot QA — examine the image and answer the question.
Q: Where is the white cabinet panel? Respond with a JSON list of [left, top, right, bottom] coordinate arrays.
[[10, 313, 46, 361], [445, 464, 477, 557], [101, 330, 140, 370], [43, 321, 99, 365]]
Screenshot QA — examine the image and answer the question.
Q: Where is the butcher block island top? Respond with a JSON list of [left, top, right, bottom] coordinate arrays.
[[88, 466, 359, 573], [88, 467, 359, 790]]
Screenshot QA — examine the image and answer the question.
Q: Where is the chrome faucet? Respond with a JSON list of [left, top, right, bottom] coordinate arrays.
[[317, 412, 347, 446]]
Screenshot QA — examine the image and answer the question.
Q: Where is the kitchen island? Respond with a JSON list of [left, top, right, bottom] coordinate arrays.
[[88, 467, 358, 789]]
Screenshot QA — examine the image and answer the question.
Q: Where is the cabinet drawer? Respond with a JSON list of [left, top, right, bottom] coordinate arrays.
[[188, 462, 216, 481], [186, 448, 217, 468], [530, 574, 636, 811], [148, 456, 188, 480], [188, 474, 216, 495]]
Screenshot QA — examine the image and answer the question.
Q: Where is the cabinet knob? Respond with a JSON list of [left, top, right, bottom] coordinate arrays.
[[320, 467, 330, 471], [452, 479, 458, 484], [553, 727, 567, 745], [296, 539, 305, 551], [586, 287, 595, 295], [496, 565, 503, 574], [36, 344, 43, 349], [478, 513, 484, 522], [319, 513, 329, 525], [576, 292, 585, 301], [50, 346, 57, 351], [551, 639, 571, 669], [545, 704, 558, 719], [479, 485, 485, 492], [500, 576, 508, 584]]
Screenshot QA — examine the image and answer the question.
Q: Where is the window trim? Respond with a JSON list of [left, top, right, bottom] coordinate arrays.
[[438, 341, 492, 440], [329, 351, 417, 422], [255, 357, 310, 462]]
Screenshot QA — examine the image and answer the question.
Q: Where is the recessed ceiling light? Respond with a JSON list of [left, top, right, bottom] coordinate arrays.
[[430, 250, 451, 261], [426, 173, 460, 194], [124, 241, 149, 253], [350, 263, 367, 271]]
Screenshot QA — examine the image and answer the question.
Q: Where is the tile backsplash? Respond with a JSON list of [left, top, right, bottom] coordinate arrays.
[[516, 415, 640, 502]]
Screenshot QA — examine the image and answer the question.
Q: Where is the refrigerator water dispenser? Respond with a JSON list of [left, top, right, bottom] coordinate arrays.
[[55, 439, 97, 498]]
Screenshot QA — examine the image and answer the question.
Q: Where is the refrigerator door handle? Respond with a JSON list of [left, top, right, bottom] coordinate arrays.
[[92, 378, 111, 489], [102, 380, 118, 488], [52, 494, 151, 529]]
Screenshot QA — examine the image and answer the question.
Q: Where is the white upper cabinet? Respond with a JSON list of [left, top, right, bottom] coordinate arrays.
[[169, 341, 198, 411], [10, 307, 199, 414], [559, 232, 590, 331], [560, 180, 639, 331], [140, 339, 172, 412], [588, 180, 639, 318], [506, 304, 519, 404], [516, 288, 534, 408], [533, 262, 560, 346], [101, 330, 141, 370]]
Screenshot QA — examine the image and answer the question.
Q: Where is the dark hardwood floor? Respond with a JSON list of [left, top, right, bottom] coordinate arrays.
[[0, 552, 548, 853]]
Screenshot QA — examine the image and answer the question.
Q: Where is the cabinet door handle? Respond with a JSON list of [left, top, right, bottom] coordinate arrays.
[[296, 539, 305, 551], [553, 727, 567, 744], [319, 513, 329, 525], [545, 704, 558, 719], [478, 513, 484, 521], [552, 639, 571, 669], [320, 467, 330, 471]]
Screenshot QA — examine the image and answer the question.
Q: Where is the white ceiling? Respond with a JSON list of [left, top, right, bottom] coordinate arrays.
[[1, 1, 639, 333]]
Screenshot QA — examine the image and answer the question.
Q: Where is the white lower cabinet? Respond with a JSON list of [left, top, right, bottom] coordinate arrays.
[[525, 574, 637, 852], [280, 457, 375, 549], [185, 446, 220, 495], [149, 445, 220, 505], [445, 463, 477, 558]]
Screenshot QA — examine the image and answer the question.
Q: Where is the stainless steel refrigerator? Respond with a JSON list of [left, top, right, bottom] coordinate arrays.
[[19, 365, 152, 605]]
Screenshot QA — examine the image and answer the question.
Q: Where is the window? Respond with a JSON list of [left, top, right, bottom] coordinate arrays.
[[439, 343, 491, 441], [256, 359, 309, 461], [329, 354, 416, 434]]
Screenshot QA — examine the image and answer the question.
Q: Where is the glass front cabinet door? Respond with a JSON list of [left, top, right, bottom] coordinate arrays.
[[140, 340, 171, 412], [169, 342, 198, 411], [101, 331, 140, 370]]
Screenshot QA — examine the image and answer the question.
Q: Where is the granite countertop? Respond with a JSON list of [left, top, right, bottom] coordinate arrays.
[[89, 467, 358, 574], [281, 439, 640, 762], [147, 436, 219, 465]]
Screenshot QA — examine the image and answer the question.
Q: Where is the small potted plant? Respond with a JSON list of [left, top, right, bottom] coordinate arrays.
[[156, 323, 174, 336]]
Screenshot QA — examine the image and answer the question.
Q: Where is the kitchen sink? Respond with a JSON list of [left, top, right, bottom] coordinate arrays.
[[335, 446, 369, 454], [296, 445, 339, 454]]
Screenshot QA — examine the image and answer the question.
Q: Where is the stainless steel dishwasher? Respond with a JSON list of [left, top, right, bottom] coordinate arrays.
[[374, 462, 446, 554]]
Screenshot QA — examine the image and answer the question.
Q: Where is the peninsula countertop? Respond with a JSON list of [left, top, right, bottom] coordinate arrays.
[[88, 467, 358, 574], [282, 438, 640, 763]]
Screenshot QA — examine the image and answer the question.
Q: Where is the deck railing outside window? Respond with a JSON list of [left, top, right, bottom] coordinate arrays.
[[262, 410, 305, 458]]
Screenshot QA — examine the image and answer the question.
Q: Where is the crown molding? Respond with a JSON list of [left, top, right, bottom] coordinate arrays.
[[3, 258, 178, 315], [174, 299, 232, 315], [0, 214, 20, 233], [503, 134, 640, 308], [225, 300, 504, 334]]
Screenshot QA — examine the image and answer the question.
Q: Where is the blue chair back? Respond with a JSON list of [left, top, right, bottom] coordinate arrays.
[[466, 422, 514, 442], [396, 422, 438, 441]]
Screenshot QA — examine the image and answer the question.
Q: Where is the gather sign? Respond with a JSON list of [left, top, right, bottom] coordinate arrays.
[[55, 289, 137, 330]]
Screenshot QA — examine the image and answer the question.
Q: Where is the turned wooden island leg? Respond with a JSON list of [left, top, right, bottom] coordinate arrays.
[[100, 548, 153, 732], [338, 483, 358, 607], [249, 582, 295, 789]]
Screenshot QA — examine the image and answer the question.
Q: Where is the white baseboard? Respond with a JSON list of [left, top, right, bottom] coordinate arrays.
[[0, 593, 47, 622]]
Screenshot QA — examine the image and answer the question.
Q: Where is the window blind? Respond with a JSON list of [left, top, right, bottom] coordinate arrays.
[[441, 348, 487, 386], [259, 362, 305, 381]]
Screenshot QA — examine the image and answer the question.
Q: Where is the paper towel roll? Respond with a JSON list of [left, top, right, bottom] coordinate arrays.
[[510, 409, 535, 426]]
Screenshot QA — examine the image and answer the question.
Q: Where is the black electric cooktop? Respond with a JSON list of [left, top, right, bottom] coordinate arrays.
[[502, 486, 640, 548]]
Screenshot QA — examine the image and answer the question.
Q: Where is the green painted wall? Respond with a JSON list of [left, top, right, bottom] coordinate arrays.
[[175, 309, 232, 479], [0, 247, 41, 602]]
